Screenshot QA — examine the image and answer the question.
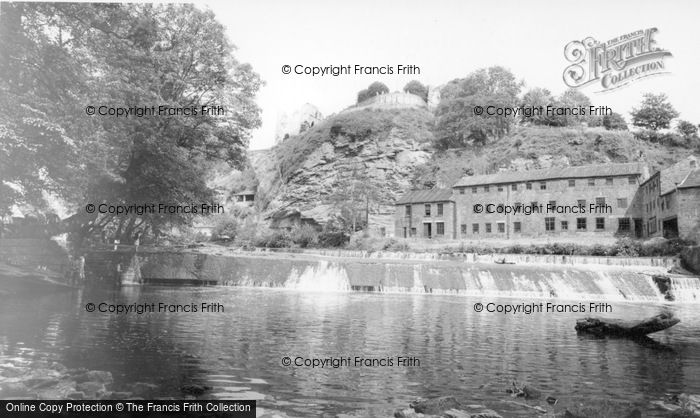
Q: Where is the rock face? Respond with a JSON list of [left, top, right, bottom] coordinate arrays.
[[681, 246, 700, 274], [575, 312, 680, 336], [256, 107, 434, 226]]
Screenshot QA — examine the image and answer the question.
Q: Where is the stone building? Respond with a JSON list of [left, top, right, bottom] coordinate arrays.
[[394, 162, 658, 240], [394, 189, 456, 239], [639, 156, 700, 240]]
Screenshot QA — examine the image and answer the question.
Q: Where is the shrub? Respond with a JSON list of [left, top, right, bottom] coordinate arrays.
[[318, 230, 349, 248], [211, 214, 238, 241], [290, 225, 319, 248], [255, 229, 293, 248]]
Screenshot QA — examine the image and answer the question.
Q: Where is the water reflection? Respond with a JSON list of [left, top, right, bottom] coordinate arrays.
[[1, 278, 699, 416]]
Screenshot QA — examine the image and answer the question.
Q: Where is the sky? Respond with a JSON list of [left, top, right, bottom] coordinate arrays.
[[205, 0, 700, 150]]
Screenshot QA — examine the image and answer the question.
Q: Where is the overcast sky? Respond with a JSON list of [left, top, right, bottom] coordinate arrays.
[[206, 0, 700, 150]]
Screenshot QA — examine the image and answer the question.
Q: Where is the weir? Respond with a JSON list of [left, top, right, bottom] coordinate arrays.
[[82, 250, 700, 303]]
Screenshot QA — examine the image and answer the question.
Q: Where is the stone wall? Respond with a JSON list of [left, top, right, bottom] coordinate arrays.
[[678, 188, 700, 241], [0, 238, 71, 277], [345, 92, 426, 112]]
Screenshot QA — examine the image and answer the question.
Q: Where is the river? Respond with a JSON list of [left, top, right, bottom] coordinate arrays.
[[1, 272, 699, 417]]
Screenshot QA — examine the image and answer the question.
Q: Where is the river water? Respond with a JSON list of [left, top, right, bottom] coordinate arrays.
[[1, 275, 699, 417]]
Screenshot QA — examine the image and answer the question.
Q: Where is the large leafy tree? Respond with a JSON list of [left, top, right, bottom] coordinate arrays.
[[434, 66, 522, 148], [631, 93, 679, 130], [0, 3, 261, 245]]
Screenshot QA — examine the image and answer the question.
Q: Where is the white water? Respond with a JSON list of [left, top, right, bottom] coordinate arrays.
[[669, 277, 700, 303], [283, 261, 351, 292], [121, 256, 142, 285]]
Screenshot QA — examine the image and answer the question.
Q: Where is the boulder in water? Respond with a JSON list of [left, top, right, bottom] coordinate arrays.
[[575, 312, 680, 337], [409, 396, 461, 414]]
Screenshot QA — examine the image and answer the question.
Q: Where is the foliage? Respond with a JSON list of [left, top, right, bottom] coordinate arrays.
[[434, 66, 522, 149], [603, 112, 628, 130], [289, 224, 318, 248], [676, 120, 698, 137], [0, 3, 261, 246], [356, 81, 390, 104], [211, 214, 238, 241], [520, 87, 553, 126], [403, 80, 428, 102], [631, 93, 679, 130]]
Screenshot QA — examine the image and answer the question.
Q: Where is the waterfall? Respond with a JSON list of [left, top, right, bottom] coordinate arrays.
[[120, 255, 142, 286], [669, 277, 700, 302], [283, 261, 351, 292]]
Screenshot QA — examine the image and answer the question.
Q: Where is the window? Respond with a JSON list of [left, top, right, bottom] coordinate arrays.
[[497, 223, 505, 233], [618, 218, 631, 232], [484, 185, 490, 192], [472, 187, 477, 194], [577, 218, 587, 230], [461, 224, 467, 235], [472, 223, 479, 233], [545, 217, 555, 231], [424, 204, 431, 217], [405, 205, 411, 216], [568, 179, 576, 187], [588, 178, 595, 186], [549, 200, 557, 209], [606, 177, 613, 185], [380, 227, 386, 237], [540, 181, 547, 190], [514, 222, 521, 233], [512, 184, 517, 191], [530, 201, 538, 209], [617, 198, 628, 208], [628, 176, 636, 185], [437, 203, 444, 216], [459, 188, 465, 195], [403, 227, 407, 238], [514, 202, 522, 209], [577, 199, 586, 208], [497, 185, 503, 192], [561, 220, 569, 230], [596, 197, 606, 206], [649, 217, 657, 234], [410, 227, 416, 236], [596, 217, 605, 230], [526, 182, 532, 190], [485, 223, 492, 233], [436, 222, 445, 235]]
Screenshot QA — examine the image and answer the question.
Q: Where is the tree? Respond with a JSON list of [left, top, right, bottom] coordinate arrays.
[[520, 87, 553, 126], [676, 120, 698, 137], [631, 93, 679, 130], [357, 89, 371, 104], [0, 4, 262, 246], [603, 112, 628, 131], [403, 80, 428, 102], [366, 81, 389, 97], [549, 89, 597, 127], [435, 66, 522, 148], [327, 167, 383, 233]]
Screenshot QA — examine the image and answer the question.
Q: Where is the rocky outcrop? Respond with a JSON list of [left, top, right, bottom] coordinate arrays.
[[256, 108, 434, 225]]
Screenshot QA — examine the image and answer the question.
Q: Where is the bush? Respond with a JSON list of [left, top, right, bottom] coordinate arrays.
[[211, 214, 238, 241], [289, 225, 319, 248], [255, 229, 293, 248], [641, 237, 697, 257], [318, 230, 349, 247]]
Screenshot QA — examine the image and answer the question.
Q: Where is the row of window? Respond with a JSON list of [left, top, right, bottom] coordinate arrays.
[[459, 217, 632, 234], [405, 203, 444, 217], [645, 195, 671, 213], [457, 176, 636, 194]]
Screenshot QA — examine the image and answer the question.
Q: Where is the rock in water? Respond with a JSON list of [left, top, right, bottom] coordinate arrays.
[[409, 396, 461, 414], [575, 312, 680, 337]]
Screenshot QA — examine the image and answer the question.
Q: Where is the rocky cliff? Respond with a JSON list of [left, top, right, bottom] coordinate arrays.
[[253, 107, 435, 223]]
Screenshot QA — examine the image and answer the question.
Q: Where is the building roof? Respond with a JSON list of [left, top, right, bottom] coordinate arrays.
[[395, 189, 454, 205], [678, 169, 700, 189], [233, 190, 255, 196], [453, 162, 644, 188]]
